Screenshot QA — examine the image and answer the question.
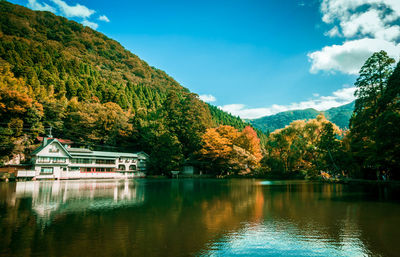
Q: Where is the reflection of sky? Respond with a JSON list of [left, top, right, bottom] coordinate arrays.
[[15, 180, 145, 222], [199, 221, 369, 257]]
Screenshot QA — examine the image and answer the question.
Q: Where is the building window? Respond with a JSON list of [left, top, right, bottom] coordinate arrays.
[[40, 167, 53, 174], [69, 167, 80, 171], [38, 157, 50, 163], [118, 165, 125, 170], [129, 165, 136, 171], [53, 157, 66, 163], [49, 147, 59, 153], [95, 159, 115, 164], [71, 158, 91, 164]]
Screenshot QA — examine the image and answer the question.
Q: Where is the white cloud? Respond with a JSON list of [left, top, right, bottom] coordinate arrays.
[[325, 26, 340, 37], [51, 0, 95, 18], [309, 38, 400, 75], [339, 9, 400, 41], [219, 87, 356, 119], [309, 0, 400, 74], [199, 94, 217, 103], [321, 0, 400, 24], [28, 0, 56, 12], [26, 0, 103, 30], [82, 19, 98, 30], [98, 15, 110, 22]]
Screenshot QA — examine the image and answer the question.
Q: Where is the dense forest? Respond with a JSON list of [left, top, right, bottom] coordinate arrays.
[[0, 1, 255, 174], [249, 101, 355, 133], [0, 2, 399, 180]]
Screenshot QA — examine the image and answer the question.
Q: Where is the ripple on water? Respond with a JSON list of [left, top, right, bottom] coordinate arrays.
[[198, 221, 371, 257]]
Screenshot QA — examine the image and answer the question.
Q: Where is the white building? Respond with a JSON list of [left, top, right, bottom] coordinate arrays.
[[18, 138, 148, 180]]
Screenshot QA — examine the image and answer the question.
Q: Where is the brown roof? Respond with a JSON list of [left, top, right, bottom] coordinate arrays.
[[37, 137, 73, 145]]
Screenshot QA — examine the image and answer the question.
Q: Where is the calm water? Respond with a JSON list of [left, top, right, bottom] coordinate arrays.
[[1, 179, 400, 257]]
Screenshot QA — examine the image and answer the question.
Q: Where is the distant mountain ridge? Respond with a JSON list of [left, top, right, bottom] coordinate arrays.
[[249, 101, 355, 133]]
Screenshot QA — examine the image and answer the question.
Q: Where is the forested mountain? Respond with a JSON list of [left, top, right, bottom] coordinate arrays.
[[324, 101, 355, 129], [249, 101, 355, 133], [0, 1, 253, 172]]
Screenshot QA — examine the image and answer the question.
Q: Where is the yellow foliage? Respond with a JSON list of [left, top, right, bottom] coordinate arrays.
[[200, 125, 262, 173]]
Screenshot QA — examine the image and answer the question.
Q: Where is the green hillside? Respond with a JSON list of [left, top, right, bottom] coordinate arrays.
[[249, 101, 355, 133], [249, 108, 320, 133], [0, 1, 252, 171], [325, 101, 355, 129]]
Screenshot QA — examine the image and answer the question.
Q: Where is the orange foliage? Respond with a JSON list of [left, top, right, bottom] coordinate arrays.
[[200, 128, 232, 160], [237, 126, 262, 161], [200, 125, 262, 174]]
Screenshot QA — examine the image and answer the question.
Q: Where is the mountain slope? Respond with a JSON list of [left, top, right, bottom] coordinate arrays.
[[0, 1, 253, 169], [324, 101, 355, 129], [0, 1, 250, 130], [249, 101, 355, 133], [249, 108, 320, 133], [0, 1, 186, 107]]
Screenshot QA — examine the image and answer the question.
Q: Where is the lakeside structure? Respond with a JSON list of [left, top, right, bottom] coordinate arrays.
[[16, 137, 148, 180]]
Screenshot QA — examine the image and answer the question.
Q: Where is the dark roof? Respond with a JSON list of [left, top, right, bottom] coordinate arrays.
[[31, 138, 72, 157], [31, 138, 56, 156]]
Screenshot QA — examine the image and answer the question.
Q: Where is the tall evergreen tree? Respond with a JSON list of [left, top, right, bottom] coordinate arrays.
[[375, 61, 400, 179], [349, 51, 395, 179]]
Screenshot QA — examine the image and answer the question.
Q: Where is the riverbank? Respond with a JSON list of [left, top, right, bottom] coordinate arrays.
[[329, 178, 400, 186]]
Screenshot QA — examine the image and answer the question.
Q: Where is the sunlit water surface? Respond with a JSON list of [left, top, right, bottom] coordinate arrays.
[[1, 179, 399, 257]]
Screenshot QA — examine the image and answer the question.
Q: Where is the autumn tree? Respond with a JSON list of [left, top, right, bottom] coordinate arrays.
[[0, 63, 43, 163], [63, 100, 132, 146], [199, 125, 262, 175], [261, 114, 340, 178]]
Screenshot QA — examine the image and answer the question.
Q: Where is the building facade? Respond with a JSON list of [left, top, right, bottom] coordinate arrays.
[[19, 138, 148, 180]]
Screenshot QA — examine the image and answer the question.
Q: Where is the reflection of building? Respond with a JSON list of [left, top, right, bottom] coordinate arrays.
[[15, 180, 145, 221], [18, 138, 148, 180]]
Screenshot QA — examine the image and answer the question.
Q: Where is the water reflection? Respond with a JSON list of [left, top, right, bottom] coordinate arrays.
[[0, 179, 399, 257], [199, 221, 368, 256], [12, 180, 144, 222]]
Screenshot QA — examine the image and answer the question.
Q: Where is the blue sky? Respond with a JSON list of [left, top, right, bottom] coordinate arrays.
[[12, 0, 400, 118]]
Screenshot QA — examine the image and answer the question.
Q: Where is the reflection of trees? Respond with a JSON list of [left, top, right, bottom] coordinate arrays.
[[0, 180, 399, 256], [258, 182, 400, 257]]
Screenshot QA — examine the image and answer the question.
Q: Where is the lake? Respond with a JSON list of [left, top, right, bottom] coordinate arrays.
[[0, 179, 399, 257]]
